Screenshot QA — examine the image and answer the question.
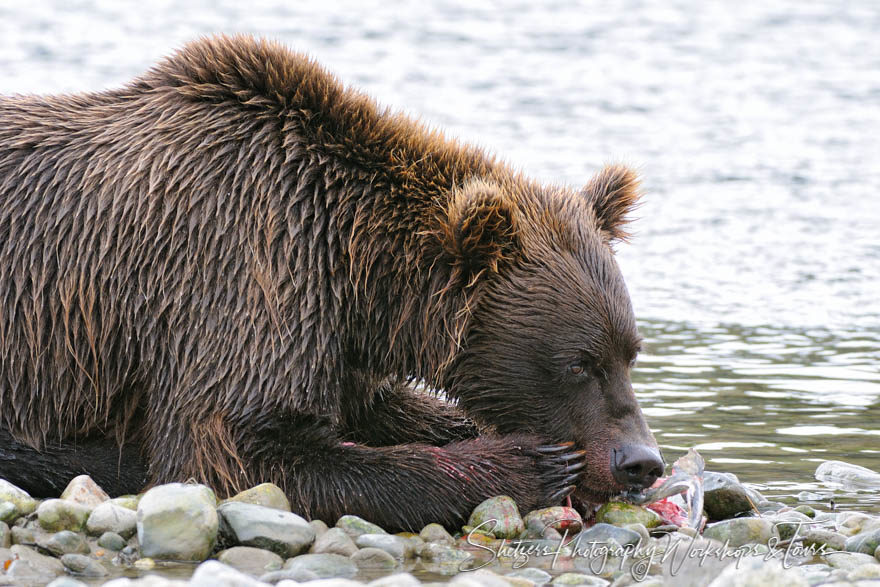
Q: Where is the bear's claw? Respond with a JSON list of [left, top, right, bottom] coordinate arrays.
[[536, 441, 586, 505]]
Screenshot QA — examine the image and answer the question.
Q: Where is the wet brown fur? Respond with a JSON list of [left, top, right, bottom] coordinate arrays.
[[0, 35, 653, 530]]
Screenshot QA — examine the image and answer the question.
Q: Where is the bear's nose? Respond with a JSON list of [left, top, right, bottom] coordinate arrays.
[[611, 444, 665, 490]]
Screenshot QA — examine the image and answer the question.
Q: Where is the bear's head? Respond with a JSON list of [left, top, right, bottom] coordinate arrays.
[[436, 164, 663, 503]]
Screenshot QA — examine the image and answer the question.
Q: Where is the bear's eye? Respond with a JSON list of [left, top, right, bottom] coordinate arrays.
[[629, 356, 638, 368], [570, 363, 585, 376]]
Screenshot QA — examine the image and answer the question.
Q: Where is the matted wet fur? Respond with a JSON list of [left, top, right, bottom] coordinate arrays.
[[0, 35, 659, 530]]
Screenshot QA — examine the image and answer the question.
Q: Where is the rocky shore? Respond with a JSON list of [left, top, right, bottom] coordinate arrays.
[[2, 467, 880, 587]]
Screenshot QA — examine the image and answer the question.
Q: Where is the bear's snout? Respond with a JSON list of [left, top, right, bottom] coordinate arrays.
[[610, 444, 665, 490]]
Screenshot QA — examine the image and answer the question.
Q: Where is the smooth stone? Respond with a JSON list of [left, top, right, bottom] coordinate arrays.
[[815, 460, 880, 490], [46, 578, 89, 587], [845, 528, 880, 555], [137, 483, 218, 561], [216, 545, 284, 575], [97, 531, 127, 551], [60, 475, 109, 508], [523, 506, 583, 537], [310, 519, 330, 537], [355, 533, 412, 559], [101, 577, 188, 587], [507, 567, 553, 584], [282, 553, 357, 578], [351, 546, 397, 569], [704, 558, 810, 587], [703, 518, 778, 547], [10, 543, 66, 574], [37, 499, 92, 532], [419, 542, 473, 563], [552, 573, 610, 585], [226, 483, 291, 512], [218, 502, 315, 558], [86, 501, 138, 538], [769, 511, 813, 541], [39, 530, 91, 556], [467, 495, 524, 539], [6, 559, 60, 584], [575, 523, 641, 548], [702, 472, 756, 520], [623, 523, 651, 547], [110, 495, 140, 511], [824, 551, 879, 569], [0, 480, 38, 516], [60, 553, 109, 577], [420, 523, 455, 545], [335, 514, 387, 539], [311, 527, 358, 556], [755, 501, 786, 514], [0, 501, 16, 524], [847, 563, 880, 580], [367, 572, 421, 587], [594, 502, 660, 529], [11, 525, 35, 544], [802, 529, 847, 552], [190, 559, 266, 587], [0, 522, 10, 548], [259, 568, 321, 583], [838, 512, 880, 537], [450, 569, 510, 587]]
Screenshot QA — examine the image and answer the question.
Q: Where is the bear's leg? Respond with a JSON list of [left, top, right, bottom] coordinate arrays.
[[256, 415, 583, 531], [0, 428, 148, 497], [342, 379, 479, 446]]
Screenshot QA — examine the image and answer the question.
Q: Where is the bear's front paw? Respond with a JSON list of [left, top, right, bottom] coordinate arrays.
[[535, 441, 586, 503]]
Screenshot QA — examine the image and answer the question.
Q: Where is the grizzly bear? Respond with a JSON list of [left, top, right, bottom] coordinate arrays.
[[0, 35, 662, 531]]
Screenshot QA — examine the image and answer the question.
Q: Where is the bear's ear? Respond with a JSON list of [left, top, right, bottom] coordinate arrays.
[[581, 164, 641, 242], [436, 179, 518, 278]]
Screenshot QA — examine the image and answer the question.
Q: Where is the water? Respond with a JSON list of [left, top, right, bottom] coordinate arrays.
[[1, 1, 879, 510]]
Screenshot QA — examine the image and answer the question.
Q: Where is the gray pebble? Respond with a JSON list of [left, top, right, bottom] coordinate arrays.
[[282, 552, 357, 578], [137, 483, 218, 562], [355, 533, 412, 559], [0, 521, 10, 548], [60, 553, 109, 577], [87, 501, 137, 538], [335, 514, 387, 539], [37, 499, 92, 533], [218, 502, 315, 558], [311, 527, 359, 556], [189, 560, 265, 587], [39, 530, 91, 556], [216, 545, 284, 575], [366, 572, 422, 587], [97, 531, 127, 551], [703, 517, 778, 546], [420, 523, 455, 545], [350, 546, 397, 569], [259, 568, 321, 583]]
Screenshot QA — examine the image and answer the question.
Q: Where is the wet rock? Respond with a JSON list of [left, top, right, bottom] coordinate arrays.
[[824, 551, 878, 570], [367, 572, 421, 587], [137, 483, 218, 561], [507, 567, 553, 584], [595, 502, 660, 528], [0, 522, 9, 548], [551, 573, 609, 585], [97, 531, 126, 551], [768, 510, 813, 541], [60, 553, 108, 577], [837, 512, 880, 537], [705, 557, 808, 587], [6, 558, 61, 584], [9, 543, 65, 574], [845, 528, 880, 555], [355, 533, 413, 559], [38, 530, 91, 556], [311, 526, 359, 556], [335, 514, 387, 540], [420, 541, 473, 563], [468, 495, 524, 539], [86, 501, 138, 538], [703, 517, 778, 547], [226, 483, 291, 512], [216, 545, 284, 575], [815, 460, 880, 490], [754, 501, 786, 514], [282, 552, 357, 578], [109, 495, 140, 511], [101, 577, 188, 587], [576, 523, 641, 548], [310, 519, 330, 537], [190, 559, 265, 587], [351, 546, 397, 569], [623, 523, 651, 547], [802, 529, 847, 552], [450, 569, 511, 587], [419, 524, 455, 544], [702, 472, 757, 520], [0, 480, 38, 517], [37, 499, 92, 532], [60, 475, 109, 508], [217, 501, 315, 557], [259, 568, 321, 583], [523, 506, 583, 538]]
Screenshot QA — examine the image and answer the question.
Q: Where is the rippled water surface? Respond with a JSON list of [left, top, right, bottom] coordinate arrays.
[[2, 1, 878, 509]]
